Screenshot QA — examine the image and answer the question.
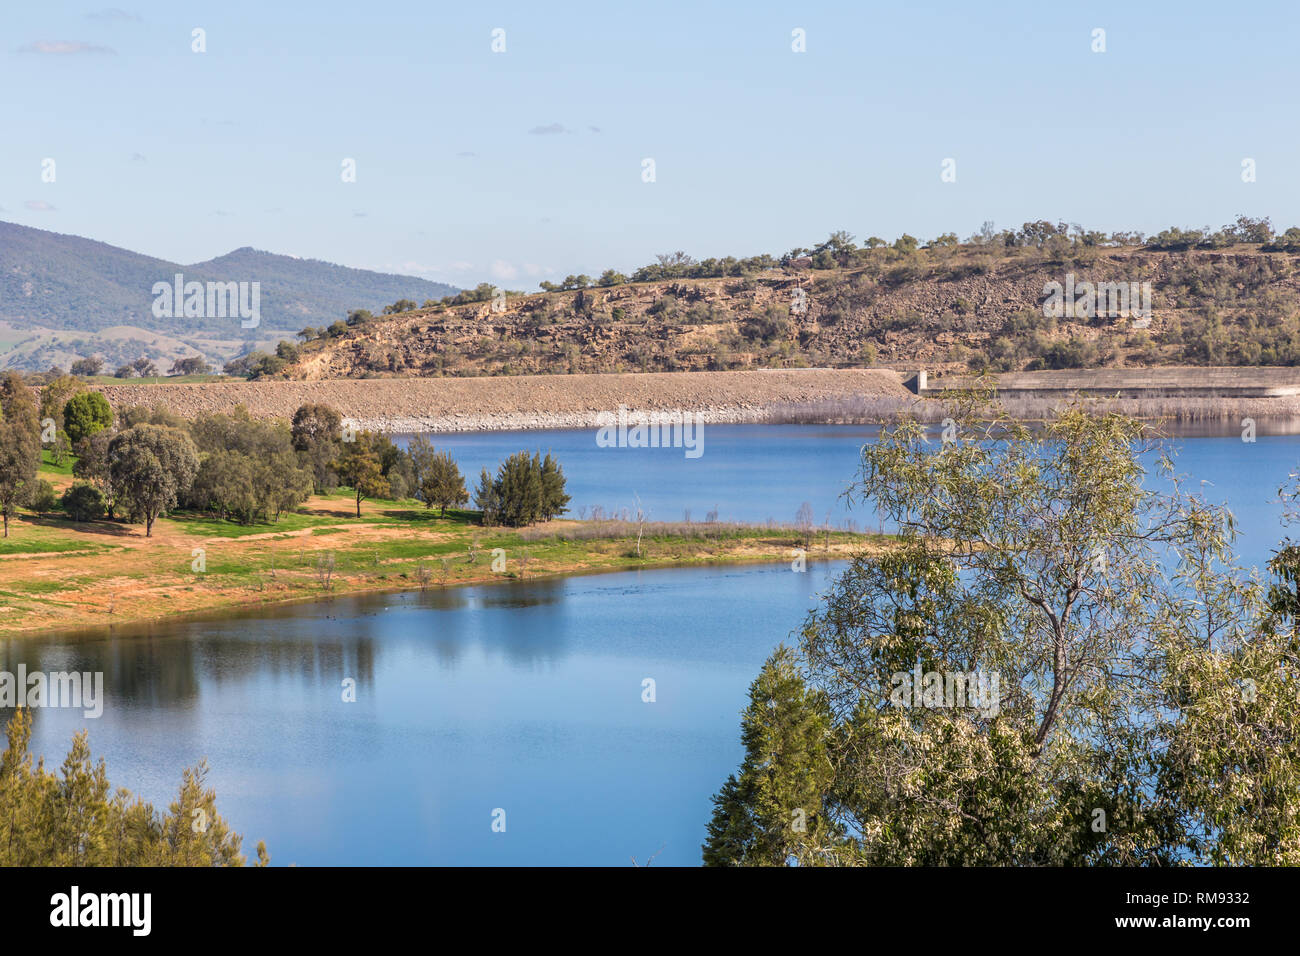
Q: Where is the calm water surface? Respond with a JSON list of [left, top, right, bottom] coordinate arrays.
[[408, 423, 1300, 567], [4, 425, 1298, 865], [4, 564, 835, 866]]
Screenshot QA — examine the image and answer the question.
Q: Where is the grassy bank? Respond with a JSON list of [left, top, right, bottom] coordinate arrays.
[[0, 457, 878, 636]]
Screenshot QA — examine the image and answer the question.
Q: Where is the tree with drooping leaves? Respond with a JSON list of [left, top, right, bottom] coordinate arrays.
[[707, 398, 1300, 865]]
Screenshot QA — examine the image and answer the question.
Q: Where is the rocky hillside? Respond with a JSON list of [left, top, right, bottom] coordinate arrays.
[[282, 245, 1300, 380]]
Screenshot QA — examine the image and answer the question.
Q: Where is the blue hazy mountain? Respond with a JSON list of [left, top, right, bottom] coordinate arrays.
[[0, 219, 458, 336]]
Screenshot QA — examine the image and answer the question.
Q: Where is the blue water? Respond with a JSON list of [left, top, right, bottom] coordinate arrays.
[[3, 563, 836, 867], [4, 425, 1298, 865], [409, 424, 1300, 568], [401, 424, 887, 529]]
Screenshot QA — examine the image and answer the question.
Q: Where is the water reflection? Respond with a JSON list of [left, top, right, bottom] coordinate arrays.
[[0, 576, 581, 720], [0, 562, 844, 865]]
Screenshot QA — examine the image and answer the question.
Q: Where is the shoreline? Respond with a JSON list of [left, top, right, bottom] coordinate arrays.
[[30, 549, 853, 642], [0, 500, 879, 638]]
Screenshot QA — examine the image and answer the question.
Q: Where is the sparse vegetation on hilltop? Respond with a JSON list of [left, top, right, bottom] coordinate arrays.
[[245, 216, 1300, 381]]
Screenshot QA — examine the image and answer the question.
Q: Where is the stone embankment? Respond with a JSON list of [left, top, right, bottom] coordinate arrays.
[[97, 368, 914, 432], [90, 366, 1300, 432]]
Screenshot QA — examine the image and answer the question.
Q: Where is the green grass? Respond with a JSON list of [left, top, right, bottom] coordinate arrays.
[[39, 449, 77, 476], [165, 510, 340, 538], [0, 521, 116, 556], [0, 484, 883, 635], [3, 578, 78, 594]]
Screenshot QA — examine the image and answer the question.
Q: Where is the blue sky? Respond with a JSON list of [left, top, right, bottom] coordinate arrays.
[[4, 0, 1299, 289]]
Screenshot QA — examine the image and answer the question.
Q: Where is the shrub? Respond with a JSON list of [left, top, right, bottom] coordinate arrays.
[[61, 481, 105, 521], [28, 479, 58, 513]]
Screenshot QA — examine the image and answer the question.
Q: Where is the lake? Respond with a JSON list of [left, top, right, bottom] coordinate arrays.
[[404, 423, 1299, 567], [4, 424, 1298, 865]]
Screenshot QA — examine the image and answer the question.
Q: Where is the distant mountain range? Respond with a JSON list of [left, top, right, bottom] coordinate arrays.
[[0, 220, 458, 371]]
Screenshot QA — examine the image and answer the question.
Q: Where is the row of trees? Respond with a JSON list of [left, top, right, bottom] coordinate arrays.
[[57, 402, 466, 531], [538, 217, 1300, 292], [704, 402, 1300, 866], [1, 377, 569, 534], [74, 418, 201, 536], [65, 355, 212, 379], [429, 216, 1297, 299], [290, 404, 467, 517], [184, 408, 313, 524], [222, 341, 298, 380]]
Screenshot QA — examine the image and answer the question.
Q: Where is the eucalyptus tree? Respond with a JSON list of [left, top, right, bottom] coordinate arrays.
[[706, 400, 1300, 865], [108, 424, 200, 537], [291, 402, 343, 492], [333, 431, 390, 517], [0, 373, 41, 538]]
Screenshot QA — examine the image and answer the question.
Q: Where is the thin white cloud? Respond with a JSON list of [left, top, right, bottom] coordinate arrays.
[[490, 260, 520, 280], [24, 200, 56, 211], [528, 123, 568, 135], [19, 40, 115, 54], [86, 8, 141, 22], [382, 261, 471, 277]]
